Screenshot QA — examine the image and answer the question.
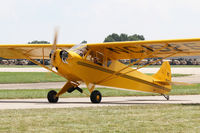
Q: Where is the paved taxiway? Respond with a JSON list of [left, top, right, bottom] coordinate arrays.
[[0, 95, 199, 110]]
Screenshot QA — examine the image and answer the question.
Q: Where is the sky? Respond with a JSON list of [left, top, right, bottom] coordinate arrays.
[[0, 0, 200, 44]]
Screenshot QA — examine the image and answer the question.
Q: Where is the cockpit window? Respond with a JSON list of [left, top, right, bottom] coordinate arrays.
[[70, 43, 88, 57], [85, 50, 106, 66], [70, 43, 83, 51], [95, 52, 103, 66]]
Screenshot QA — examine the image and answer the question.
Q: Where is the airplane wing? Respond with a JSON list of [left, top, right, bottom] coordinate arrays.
[[0, 44, 74, 59], [1, 38, 200, 60], [87, 38, 200, 59]]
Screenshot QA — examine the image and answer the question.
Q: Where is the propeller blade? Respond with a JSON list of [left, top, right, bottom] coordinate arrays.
[[53, 29, 58, 51], [50, 29, 59, 68]]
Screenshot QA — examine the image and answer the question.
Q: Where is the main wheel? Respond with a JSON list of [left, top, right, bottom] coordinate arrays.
[[47, 90, 59, 103], [90, 90, 102, 103]]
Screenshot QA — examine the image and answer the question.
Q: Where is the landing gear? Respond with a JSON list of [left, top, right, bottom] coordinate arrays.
[[67, 87, 83, 93], [90, 90, 102, 103], [162, 94, 169, 100], [47, 83, 102, 104], [47, 90, 59, 103]]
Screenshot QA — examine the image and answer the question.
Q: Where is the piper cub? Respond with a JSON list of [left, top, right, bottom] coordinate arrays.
[[0, 32, 199, 103]]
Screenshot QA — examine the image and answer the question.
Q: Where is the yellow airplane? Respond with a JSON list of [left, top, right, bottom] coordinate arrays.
[[0, 32, 200, 103]]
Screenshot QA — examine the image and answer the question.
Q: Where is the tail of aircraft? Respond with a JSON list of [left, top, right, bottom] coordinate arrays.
[[152, 61, 172, 93], [153, 61, 171, 82]]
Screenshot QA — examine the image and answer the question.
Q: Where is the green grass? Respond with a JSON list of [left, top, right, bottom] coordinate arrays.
[[0, 72, 66, 83], [170, 83, 200, 95], [0, 83, 200, 99], [147, 73, 192, 77], [171, 73, 193, 77], [0, 105, 199, 132], [0, 72, 191, 84]]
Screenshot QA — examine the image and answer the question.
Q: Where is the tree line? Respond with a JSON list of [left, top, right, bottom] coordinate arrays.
[[104, 33, 145, 42], [28, 33, 145, 44]]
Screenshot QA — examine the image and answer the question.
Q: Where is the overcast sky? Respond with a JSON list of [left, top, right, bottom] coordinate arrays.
[[0, 0, 200, 44]]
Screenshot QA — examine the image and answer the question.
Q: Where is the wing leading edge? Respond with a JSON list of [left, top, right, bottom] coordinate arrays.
[[1, 38, 200, 60], [0, 44, 74, 59], [87, 38, 200, 59]]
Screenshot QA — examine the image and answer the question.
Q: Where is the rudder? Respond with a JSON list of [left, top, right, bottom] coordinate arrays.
[[152, 61, 172, 93], [153, 61, 171, 82]]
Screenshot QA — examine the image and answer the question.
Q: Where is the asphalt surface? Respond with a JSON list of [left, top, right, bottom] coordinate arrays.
[[0, 95, 199, 110]]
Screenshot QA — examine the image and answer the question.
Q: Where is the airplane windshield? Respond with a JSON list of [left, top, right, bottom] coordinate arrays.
[[70, 43, 88, 57]]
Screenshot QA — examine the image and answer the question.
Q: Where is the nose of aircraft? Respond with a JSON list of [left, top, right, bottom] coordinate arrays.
[[49, 49, 69, 67], [60, 50, 69, 63]]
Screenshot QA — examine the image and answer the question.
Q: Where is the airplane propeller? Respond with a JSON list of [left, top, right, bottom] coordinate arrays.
[[52, 29, 58, 51], [45, 30, 59, 79], [50, 29, 58, 68]]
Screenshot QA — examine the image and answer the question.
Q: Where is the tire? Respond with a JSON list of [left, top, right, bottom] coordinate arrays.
[[47, 90, 59, 103], [90, 90, 102, 103]]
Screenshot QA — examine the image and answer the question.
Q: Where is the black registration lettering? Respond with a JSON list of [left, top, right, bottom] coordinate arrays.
[[149, 45, 171, 52], [123, 46, 145, 53], [106, 47, 129, 54], [183, 43, 200, 50]]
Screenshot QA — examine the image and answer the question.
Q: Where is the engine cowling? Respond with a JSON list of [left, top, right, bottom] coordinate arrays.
[[60, 50, 69, 63]]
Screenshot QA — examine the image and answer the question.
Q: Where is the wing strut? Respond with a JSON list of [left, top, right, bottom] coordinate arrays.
[[9, 48, 65, 78], [96, 44, 181, 84]]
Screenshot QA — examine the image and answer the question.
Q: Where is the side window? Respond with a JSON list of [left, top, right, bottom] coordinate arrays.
[[95, 52, 103, 66], [85, 50, 105, 66], [74, 46, 88, 57], [86, 51, 95, 62], [107, 58, 112, 67]]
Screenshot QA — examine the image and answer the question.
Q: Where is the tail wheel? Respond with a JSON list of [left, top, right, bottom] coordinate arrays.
[[90, 90, 102, 103], [161, 94, 169, 100], [47, 90, 59, 103]]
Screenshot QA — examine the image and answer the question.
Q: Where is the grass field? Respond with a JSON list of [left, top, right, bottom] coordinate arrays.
[[0, 72, 191, 84], [0, 72, 66, 83], [0, 105, 199, 133], [0, 83, 199, 99]]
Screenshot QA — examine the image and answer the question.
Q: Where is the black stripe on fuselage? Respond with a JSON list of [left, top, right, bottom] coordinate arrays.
[[77, 61, 170, 92]]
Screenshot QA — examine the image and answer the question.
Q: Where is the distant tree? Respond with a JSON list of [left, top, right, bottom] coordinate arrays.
[[120, 33, 128, 41], [104, 33, 145, 42], [103, 35, 115, 42], [128, 34, 145, 41], [104, 33, 121, 42], [81, 40, 87, 44], [28, 40, 50, 44]]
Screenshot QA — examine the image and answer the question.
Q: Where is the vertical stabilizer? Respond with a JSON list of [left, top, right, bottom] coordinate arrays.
[[153, 61, 171, 82], [152, 61, 171, 93]]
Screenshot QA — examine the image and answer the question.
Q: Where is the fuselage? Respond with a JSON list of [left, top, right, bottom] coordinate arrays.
[[52, 49, 171, 94]]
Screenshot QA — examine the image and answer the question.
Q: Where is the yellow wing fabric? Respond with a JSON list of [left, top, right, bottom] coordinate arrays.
[[87, 38, 200, 59], [0, 44, 74, 59]]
